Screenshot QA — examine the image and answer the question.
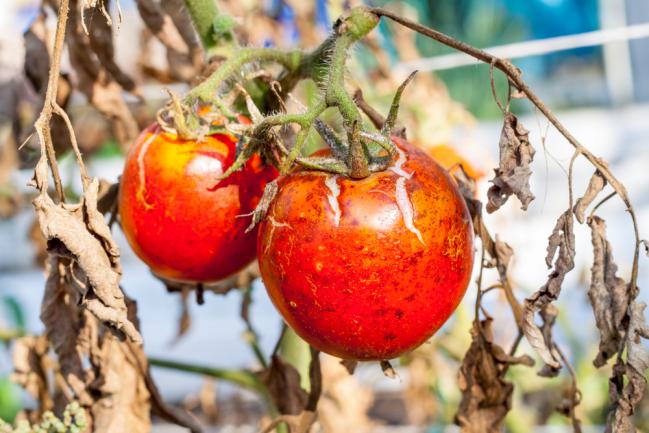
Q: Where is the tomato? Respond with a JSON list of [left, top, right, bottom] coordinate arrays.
[[119, 124, 277, 282], [257, 138, 474, 360]]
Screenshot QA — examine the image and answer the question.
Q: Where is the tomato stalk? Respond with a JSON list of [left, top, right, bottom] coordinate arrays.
[[182, 0, 236, 55], [173, 6, 414, 180], [147, 357, 284, 418]]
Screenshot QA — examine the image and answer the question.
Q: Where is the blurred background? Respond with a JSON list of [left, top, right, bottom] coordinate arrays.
[[0, 0, 648, 432]]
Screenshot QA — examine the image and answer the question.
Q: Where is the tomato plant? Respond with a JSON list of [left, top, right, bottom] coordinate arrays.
[[118, 124, 277, 282], [257, 138, 474, 360]]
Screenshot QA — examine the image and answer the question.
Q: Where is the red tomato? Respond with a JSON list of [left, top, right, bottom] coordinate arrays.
[[119, 124, 277, 282], [257, 138, 474, 360]]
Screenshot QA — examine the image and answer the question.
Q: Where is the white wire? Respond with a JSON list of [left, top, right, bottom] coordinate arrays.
[[395, 22, 649, 73]]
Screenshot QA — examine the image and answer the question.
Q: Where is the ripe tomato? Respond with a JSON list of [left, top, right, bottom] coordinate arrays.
[[257, 138, 474, 360], [119, 124, 277, 282]]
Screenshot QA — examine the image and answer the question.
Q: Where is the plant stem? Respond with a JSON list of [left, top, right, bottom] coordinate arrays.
[[280, 328, 312, 392], [148, 357, 265, 394], [0, 328, 25, 342], [182, 0, 230, 52], [186, 48, 304, 102], [371, 6, 641, 293]]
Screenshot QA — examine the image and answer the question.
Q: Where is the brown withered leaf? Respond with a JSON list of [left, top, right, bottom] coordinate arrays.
[[487, 112, 535, 213], [606, 302, 649, 433], [87, 299, 151, 433], [259, 355, 309, 415], [135, 0, 190, 54], [67, 0, 139, 150], [455, 318, 534, 433], [10, 335, 54, 414], [84, 0, 137, 93], [340, 359, 358, 375], [588, 216, 629, 367], [318, 356, 373, 433], [574, 170, 606, 224], [40, 257, 95, 406], [135, 0, 199, 82], [33, 156, 141, 343], [523, 210, 575, 372]]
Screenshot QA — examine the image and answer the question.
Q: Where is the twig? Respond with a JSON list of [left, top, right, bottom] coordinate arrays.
[[33, 0, 71, 202], [148, 357, 267, 394], [371, 7, 641, 293]]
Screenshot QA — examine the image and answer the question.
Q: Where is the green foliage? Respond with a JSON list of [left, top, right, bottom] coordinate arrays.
[[0, 403, 87, 433], [0, 379, 21, 423]]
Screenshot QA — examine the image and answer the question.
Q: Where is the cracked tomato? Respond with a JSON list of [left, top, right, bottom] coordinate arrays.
[[119, 124, 277, 282], [257, 137, 474, 360]]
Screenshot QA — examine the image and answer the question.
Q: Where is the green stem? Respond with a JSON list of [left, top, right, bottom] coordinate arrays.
[[0, 328, 25, 342], [182, 0, 231, 52], [148, 357, 265, 394], [186, 48, 304, 102], [279, 328, 312, 393]]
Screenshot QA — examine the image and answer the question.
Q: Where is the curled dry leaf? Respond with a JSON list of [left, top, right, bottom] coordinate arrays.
[[523, 210, 575, 372], [10, 336, 53, 414], [87, 299, 151, 433], [455, 318, 534, 433], [33, 172, 141, 342], [68, 0, 139, 150], [135, 0, 199, 82], [574, 170, 606, 224], [606, 302, 649, 433], [487, 112, 535, 213], [85, 0, 138, 93], [588, 216, 629, 367], [318, 356, 373, 433], [380, 360, 398, 379], [258, 355, 309, 416]]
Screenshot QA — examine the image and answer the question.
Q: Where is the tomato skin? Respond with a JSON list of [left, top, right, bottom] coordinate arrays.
[[257, 138, 474, 360], [119, 124, 277, 282]]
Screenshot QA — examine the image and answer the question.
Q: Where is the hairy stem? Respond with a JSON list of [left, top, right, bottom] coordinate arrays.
[[186, 48, 304, 102], [182, 0, 231, 52]]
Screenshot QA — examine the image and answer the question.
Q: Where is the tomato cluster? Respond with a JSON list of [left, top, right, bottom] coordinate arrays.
[[119, 127, 474, 360]]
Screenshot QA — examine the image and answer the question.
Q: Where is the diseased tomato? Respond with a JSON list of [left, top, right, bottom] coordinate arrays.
[[257, 137, 474, 360], [119, 124, 277, 282]]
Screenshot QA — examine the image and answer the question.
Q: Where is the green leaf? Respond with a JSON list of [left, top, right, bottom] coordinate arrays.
[[1, 296, 25, 332], [0, 377, 21, 422]]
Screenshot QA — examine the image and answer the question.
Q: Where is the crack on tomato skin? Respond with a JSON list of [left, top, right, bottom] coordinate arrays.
[[389, 145, 413, 179], [395, 177, 426, 246], [324, 175, 342, 227], [135, 127, 160, 210], [264, 216, 292, 255]]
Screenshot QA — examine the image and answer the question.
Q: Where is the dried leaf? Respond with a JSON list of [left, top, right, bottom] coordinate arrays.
[[87, 300, 151, 433], [588, 216, 629, 367], [10, 336, 53, 413], [318, 356, 373, 433], [380, 360, 398, 379], [340, 359, 358, 375], [34, 174, 141, 342], [455, 319, 534, 433], [523, 210, 575, 371], [259, 355, 308, 415], [85, 0, 138, 93], [606, 302, 649, 433], [487, 113, 535, 213], [68, 0, 139, 150], [574, 170, 606, 223]]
